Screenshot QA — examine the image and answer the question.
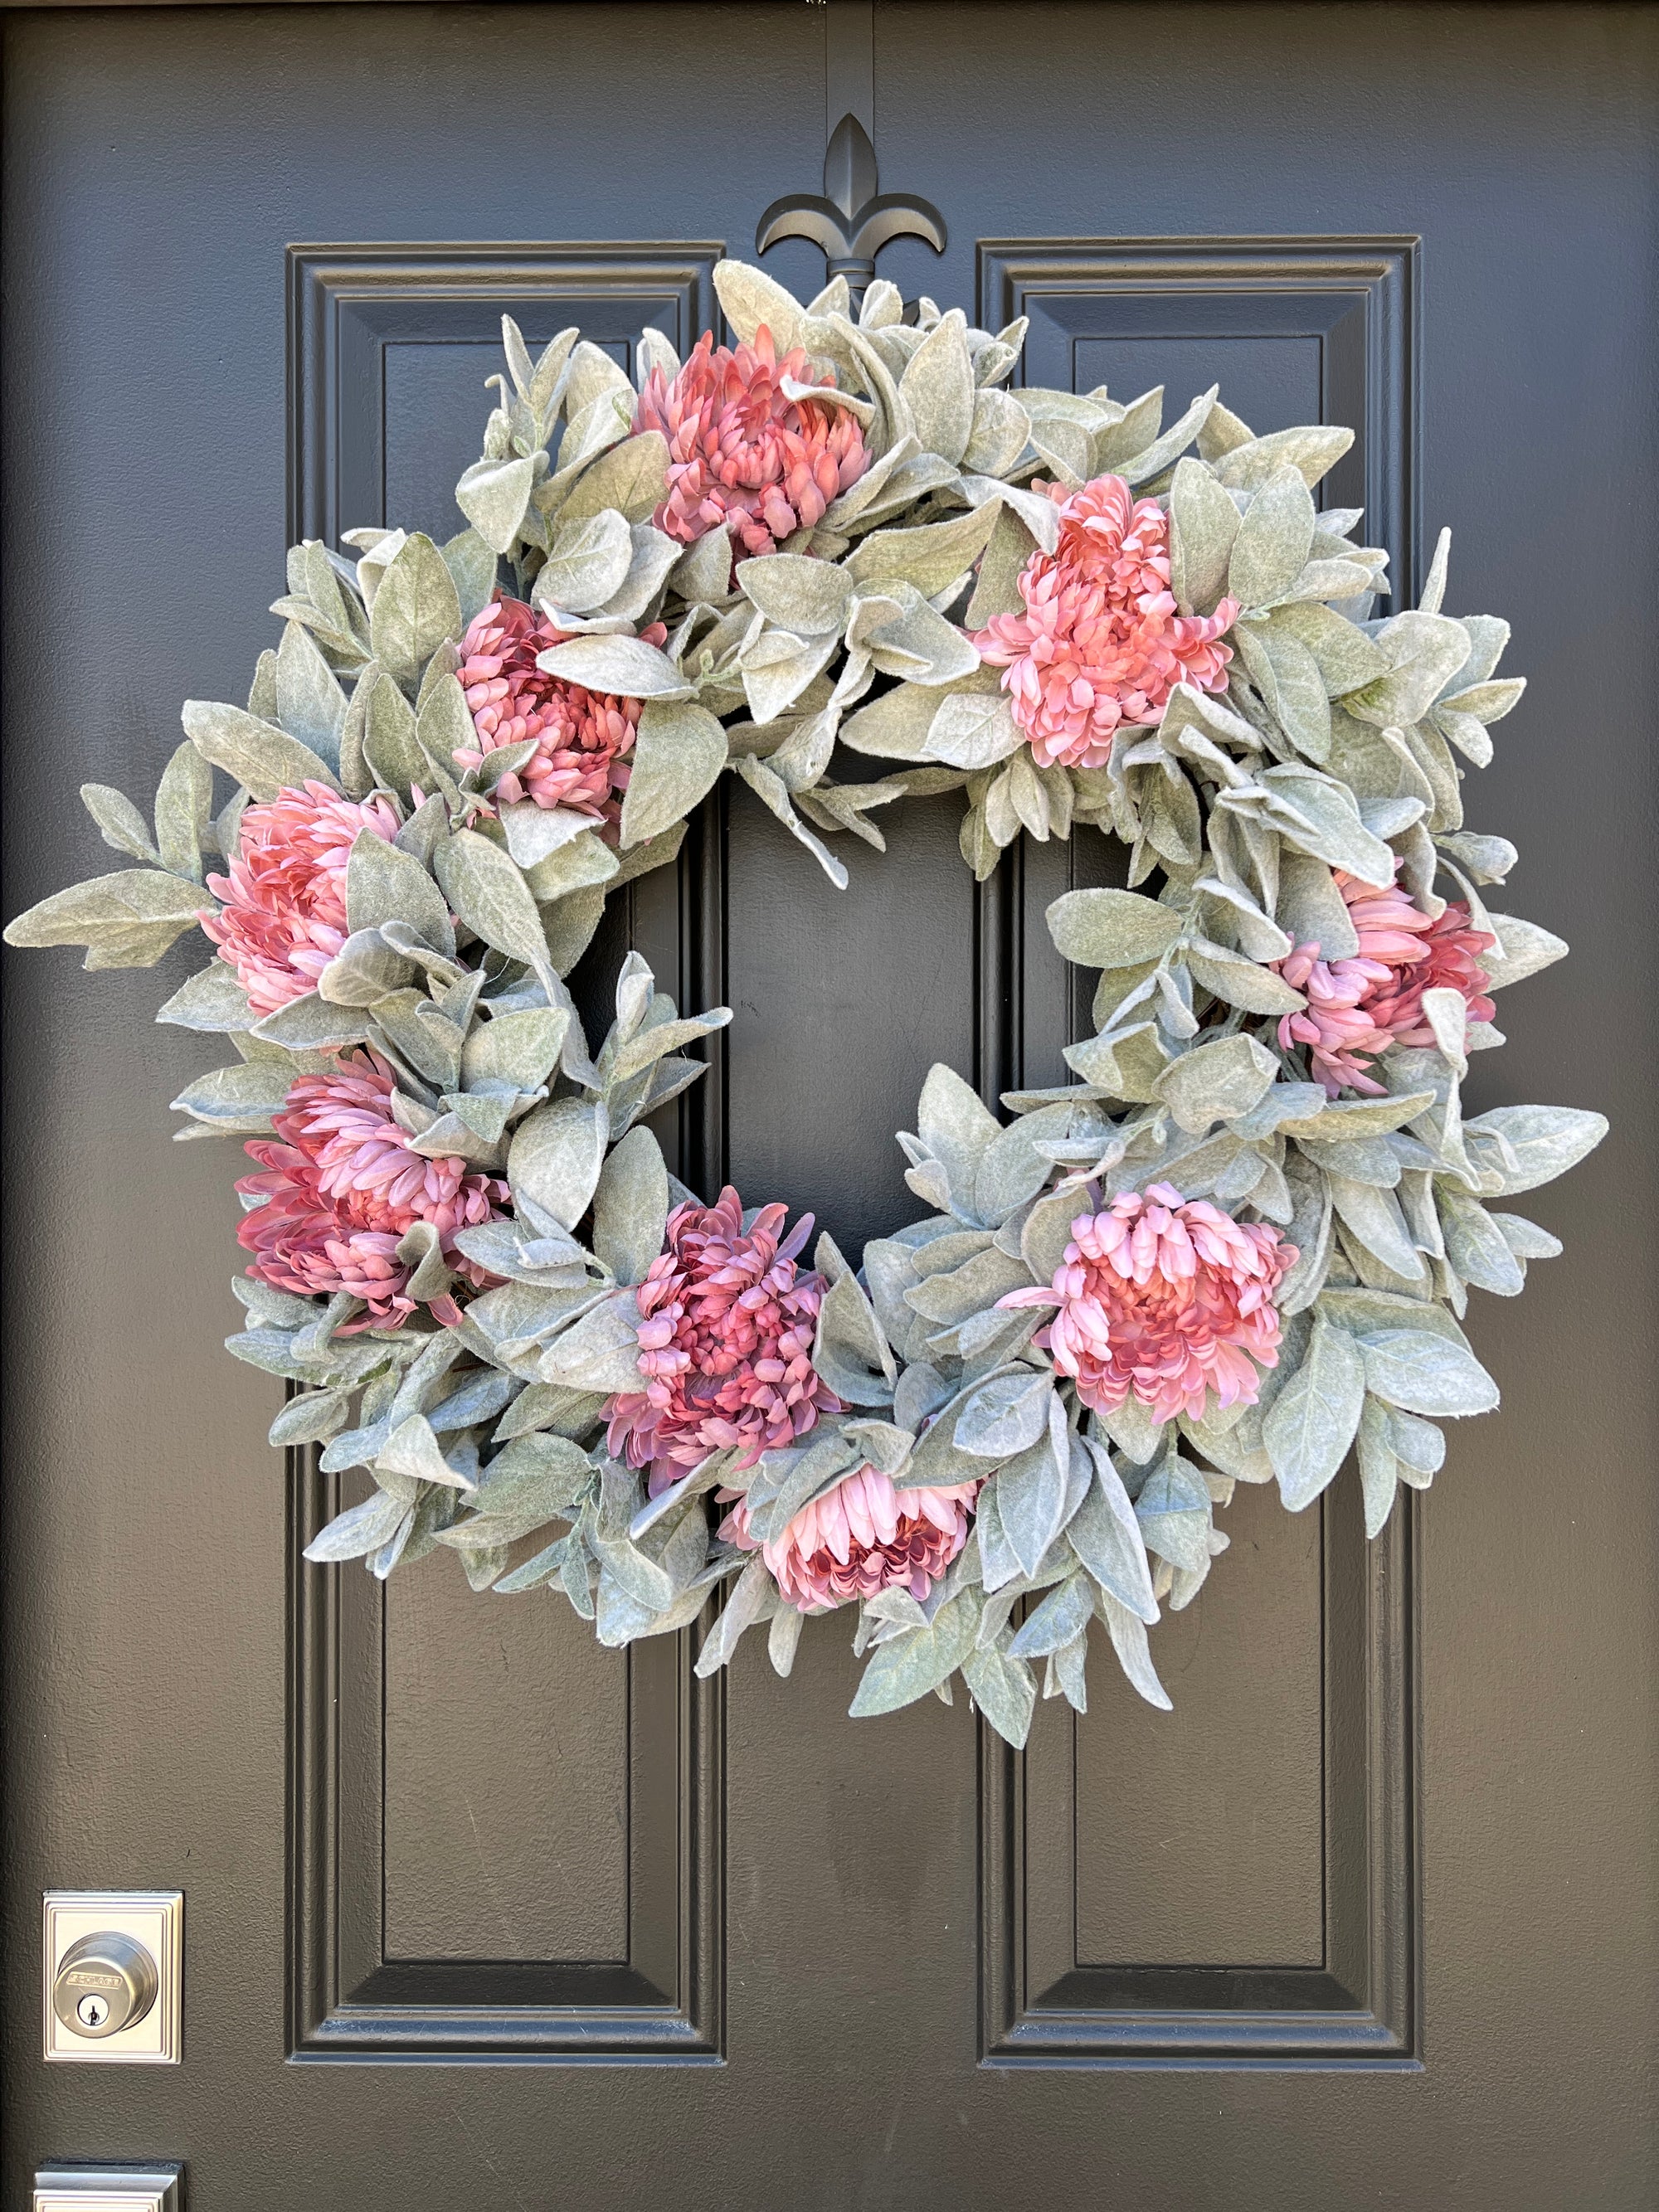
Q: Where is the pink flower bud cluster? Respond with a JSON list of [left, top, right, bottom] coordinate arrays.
[[633, 326, 869, 558], [1002, 1182, 1297, 1427], [973, 473, 1238, 771], [721, 1464, 980, 1614], [202, 781, 401, 1017], [237, 1051, 508, 1330], [1273, 868, 1496, 1096], [453, 594, 666, 823], [604, 1187, 841, 1484]]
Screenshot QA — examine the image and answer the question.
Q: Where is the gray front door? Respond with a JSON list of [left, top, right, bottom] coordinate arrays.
[[4, 5, 1653, 2205]]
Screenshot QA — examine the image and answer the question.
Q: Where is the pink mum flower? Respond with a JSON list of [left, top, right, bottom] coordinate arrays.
[[1274, 868, 1496, 1096], [633, 326, 870, 557], [721, 1463, 981, 1613], [973, 474, 1238, 771], [202, 781, 400, 1018], [453, 595, 667, 823], [1001, 1182, 1297, 1427], [237, 1051, 508, 1330], [604, 1186, 841, 1485]]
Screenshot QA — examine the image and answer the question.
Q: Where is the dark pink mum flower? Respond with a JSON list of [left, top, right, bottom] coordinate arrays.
[[633, 326, 870, 557], [1274, 868, 1497, 1096], [1001, 1182, 1297, 1427], [453, 595, 668, 823], [973, 474, 1238, 771], [721, 1464, 981, 1613], [202, 781, 401, 1017], [237, 1051, 508, 1330], [603, 1186, 841, 1483]]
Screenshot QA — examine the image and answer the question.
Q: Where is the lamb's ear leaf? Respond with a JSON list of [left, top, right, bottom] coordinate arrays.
[[849, 1591, 981, 1718], [713, 257, 807, 352], [1461, 1103, 1608, 1194], [153, 741, 215, 882], [508, 1095, 610, 1233], [536, 1292, 645, 1394], [4, 868, 208, 952], [346, 830, 455, 957], [455, 455, 538, 555], [620, 698, 728, 848], [368, 532, 462, 695], [1227, 464, 1316, 609], [275, 617, 347, 767], [441, 527, 499, 630], [534, 508, 635, 615], [80, 783, 158, 863], [182, 701, 338, 803], [1046, 887, 1184, 969], [961, 1641, 1036, 1748], [156, 961, 254, 1033], [1262, 1313, 1366, 1511], [693, 1558, 777, 1678], [557, 432, 671, 529], [1094, 1587, 1173, 1710], [811, 1242, 898, 1407], [591, 1125, 670, 1287], [1358, 1330, 1500, 1418], [1168, 455, 1241, 616], [433, 829, 552, 982]]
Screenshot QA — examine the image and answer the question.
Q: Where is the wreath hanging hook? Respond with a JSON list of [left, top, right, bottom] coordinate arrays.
[[756, 111, 946, 303]]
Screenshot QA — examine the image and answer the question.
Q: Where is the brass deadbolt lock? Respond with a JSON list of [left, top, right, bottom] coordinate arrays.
[[51, 1932, 159, 2040]]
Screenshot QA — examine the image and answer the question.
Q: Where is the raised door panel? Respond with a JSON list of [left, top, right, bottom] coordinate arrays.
[[978, 238, 1418, 2064], [285, 245, 724, 2060]]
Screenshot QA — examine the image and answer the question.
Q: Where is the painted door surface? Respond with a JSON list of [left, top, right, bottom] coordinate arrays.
[[4, 6, 1654, 2206]]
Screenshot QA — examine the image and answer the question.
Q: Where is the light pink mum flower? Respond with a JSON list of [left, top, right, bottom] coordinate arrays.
[[237, 1051, 508, 1330], [604, 1186, 841, 1485], [1001, 1182, 1297, 1426], [202, 781, 400, 1017], [721, 1463, 981, 1613], [633, 326, 870, 557], [1274, 868, 1497, 1096], [453, 594, 667, 824], [973, 474, 1239, 771]]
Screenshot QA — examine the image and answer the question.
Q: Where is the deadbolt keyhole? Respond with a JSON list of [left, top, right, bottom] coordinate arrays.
[[52, 1932, 159, 2040]]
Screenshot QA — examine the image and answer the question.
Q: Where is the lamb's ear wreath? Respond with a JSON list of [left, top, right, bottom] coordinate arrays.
[[7, 259, 1606, 1741]]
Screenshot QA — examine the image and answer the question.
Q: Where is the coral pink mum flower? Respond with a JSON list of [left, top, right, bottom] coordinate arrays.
[[973, 474, 1238, 771], [1001, 1182, 1297, 1427], [721, 1463, 981, 1613], [633, 326, 869, 557], [237, 1051, 508, 1330], [202, 781, 400, 1018], [1273, 868, 1497, 1096], [453, 595, 667, 823], [604, 1186, 841, 1484]]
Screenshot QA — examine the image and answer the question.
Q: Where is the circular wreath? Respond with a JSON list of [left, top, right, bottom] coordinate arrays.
[[6, 258, 1608, 1740]]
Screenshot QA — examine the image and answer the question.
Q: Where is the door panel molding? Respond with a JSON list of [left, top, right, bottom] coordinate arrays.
[[975, 236, 1420, 2068], [288, 1451, 723, 2061], [980, 1493, 1415, 2065], [980, 236, 1418, 597], [284, 241, 726, 2064], [286, 242, 722, 549]]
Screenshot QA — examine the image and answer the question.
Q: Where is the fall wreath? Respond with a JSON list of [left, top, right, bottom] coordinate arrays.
[[5, 260, 1607, 1740]]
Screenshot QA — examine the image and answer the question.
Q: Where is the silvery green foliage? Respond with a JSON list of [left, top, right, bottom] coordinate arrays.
[[1, 262, 1608, 1748]]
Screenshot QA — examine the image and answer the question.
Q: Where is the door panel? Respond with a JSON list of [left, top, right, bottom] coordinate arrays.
[[986, 234, 1414, 2063], [382, 1585, 628, 1964], [4, 5, 1654, 2207]]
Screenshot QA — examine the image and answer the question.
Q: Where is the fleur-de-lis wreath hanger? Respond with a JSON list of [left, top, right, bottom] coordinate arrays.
[[757, 111, 946, 299]]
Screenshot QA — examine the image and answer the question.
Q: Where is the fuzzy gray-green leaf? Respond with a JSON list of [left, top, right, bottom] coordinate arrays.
[[182, 701, 338, 804], [1263, 1313, 1365, 1510]]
